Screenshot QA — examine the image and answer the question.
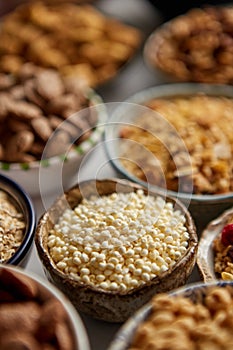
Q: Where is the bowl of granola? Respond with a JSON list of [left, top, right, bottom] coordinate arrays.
[[108, 280, 233, 350], [0, 173, 36, 266], [35, 178, 197, 322], [0, 264, 90, 350], [0, 63, 107, 196], [144, 6, 233, 84], [197, 207, 233, 282], [104, 83, 233, 232]]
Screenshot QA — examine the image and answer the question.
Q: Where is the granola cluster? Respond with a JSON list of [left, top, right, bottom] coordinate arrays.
[[213, 215, 233, 280], [0, 190, 25, 262], [120, 94, 233, 195], [129, 287, 233, 350], [145, 6, 233, 84], [0, 1, 142, 87], [0, 63, 97, 163]]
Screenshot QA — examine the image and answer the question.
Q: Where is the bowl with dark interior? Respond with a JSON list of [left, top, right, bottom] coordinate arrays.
[[0, 173, 36, 266]]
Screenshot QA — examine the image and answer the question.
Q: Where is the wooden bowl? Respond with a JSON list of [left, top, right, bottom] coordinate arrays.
[[35, 178, 198, 322]]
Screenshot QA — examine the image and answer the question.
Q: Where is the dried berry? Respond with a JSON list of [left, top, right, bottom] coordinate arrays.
[[221, 224, 233, 246]]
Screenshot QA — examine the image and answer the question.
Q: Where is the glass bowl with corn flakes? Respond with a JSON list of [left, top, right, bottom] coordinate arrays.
[[108, 280, 233, 350], [35, 178, 198, 322], [104, 83, 233, 233]]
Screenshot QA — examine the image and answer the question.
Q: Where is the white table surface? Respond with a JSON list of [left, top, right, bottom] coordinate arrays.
[[26, 1, 201, 349]]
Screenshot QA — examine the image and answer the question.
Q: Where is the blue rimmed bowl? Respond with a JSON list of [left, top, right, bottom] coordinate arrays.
[[0, 89, 107, 197], [108, 280, 233, 350], [0, 173, 36, 266]]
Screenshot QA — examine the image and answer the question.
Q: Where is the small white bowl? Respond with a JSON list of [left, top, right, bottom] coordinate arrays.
[[0, 90, 107, 197]]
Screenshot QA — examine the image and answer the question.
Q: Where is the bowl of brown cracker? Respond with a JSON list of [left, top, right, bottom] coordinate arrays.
[[105, 83, 233, 233], [0, 173, 36, 266], [0, 63, 107, 196]]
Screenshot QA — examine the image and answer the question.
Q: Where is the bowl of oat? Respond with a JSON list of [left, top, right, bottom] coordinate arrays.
[[104, 83, 233, 232], [197, 207, 233, 282], [0, 173, 36, 266], [108, 280, 233, 350], [144, 6, 233, 84], [35, 178, 197, 322], [0, 264, 90, 350], [0, 63, 107, 196]]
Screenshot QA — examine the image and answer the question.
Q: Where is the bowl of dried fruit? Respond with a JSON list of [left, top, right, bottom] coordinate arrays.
[[108, 280, 233, 350], [104, 83, 233, 233], [197, 207, 233, 282], [144, 6, 233, 84], [35, 178, 197, 323], [0, 264, 90, 350], [0, 63, 107, 196], [0, 173, 36, 266]]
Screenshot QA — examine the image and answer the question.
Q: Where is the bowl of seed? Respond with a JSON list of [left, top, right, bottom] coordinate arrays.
[[35, 178, 197, 322]]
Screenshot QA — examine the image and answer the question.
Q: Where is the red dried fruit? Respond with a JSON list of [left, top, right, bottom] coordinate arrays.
[[221, 224, 233, 246]]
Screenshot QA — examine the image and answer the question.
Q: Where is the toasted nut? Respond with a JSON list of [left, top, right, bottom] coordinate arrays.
[[36, 70, 64, 100], [31, 116, 53, 142], [8, 101, 42, 120]]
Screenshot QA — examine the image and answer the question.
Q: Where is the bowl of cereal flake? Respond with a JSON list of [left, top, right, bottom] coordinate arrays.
[[35, 178, 197, 322], [108, 280, 233, 350], [0, 173, 36, 266], [104, 83, 233, 233]]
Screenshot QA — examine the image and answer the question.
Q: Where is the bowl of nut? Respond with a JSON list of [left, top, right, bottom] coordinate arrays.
[[197, 207, 233, 282], [144, 6, 233, 84], [0, 1, 142, 88], [35, 178, 197, 322], [108, 280, 233, 350], [104, 83, 233, 233], [0, 264, 90, 350], [0, 63, 107, 196], [0, 173, 36, 266]]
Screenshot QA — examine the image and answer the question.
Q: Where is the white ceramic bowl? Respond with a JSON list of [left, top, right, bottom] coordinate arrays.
[[0, 90, 107, 197], [0, 264, 90, 350], [104, 83, 233, 233]]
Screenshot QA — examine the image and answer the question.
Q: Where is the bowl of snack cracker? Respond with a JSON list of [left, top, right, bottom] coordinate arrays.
[[104, 83, 233, 233], [35, 178, 197, 322], [0, 173, 36, 266], [108, 280, 233, 350], [144, 6, 233, 84], [0, 264, 90, 350], [197, 207, 233, 282], [0, 63, 107, 196]]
